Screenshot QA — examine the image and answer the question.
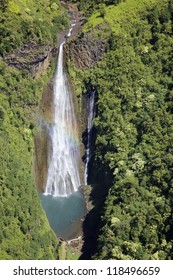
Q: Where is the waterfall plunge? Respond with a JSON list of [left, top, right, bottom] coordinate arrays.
[[45, 32, 80, 197]]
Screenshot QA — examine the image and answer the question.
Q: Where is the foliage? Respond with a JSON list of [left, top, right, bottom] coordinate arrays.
[[0, 0, 68, 56], [0, 0, 9, 11], [59, 245, 81, 260], [0, 0, 68, 260], [69, 0, 124, 15], [82, 0, 157, 32], [71, 0, 173, 259], [0, 60, 60, 259]]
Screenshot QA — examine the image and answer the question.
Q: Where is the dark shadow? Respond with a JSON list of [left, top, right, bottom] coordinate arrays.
[[79, 87, 113, 258], [79, 165, 113, 259]]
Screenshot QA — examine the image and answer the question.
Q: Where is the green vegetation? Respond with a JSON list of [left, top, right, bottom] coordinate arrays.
[[66, 248, 81, 260], [83, 0, 157, 32], [58, 242, 81, 260], [0, 60, 59, 260], [69, 0, 173, 259], [1, 0, 173, 260], [0, 0, 68, 259], [70, 0, 124, 15], [0, 0, 68, 56]]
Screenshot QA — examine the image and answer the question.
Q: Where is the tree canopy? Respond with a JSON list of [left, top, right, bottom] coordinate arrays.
[[0, 0, 68, 260], [69, 0, 173, 260]]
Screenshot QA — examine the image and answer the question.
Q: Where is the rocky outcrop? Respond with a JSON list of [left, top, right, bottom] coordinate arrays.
[[34, 124, 50, 193], [65, 25, 109, 69], [5, 41, 57, 78], [31, 51, 51, 78], [34, 78, 55, 193]]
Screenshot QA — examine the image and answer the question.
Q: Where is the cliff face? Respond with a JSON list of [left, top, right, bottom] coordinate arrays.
[[4, 42, 57, 193], [5, 41, 57, 78], [66, 26, 109, 68], [34, 81, 54, 193], [34, 4, 87, 194]]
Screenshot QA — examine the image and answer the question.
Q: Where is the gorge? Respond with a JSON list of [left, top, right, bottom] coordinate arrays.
[[84, 90, 96, 185], [39, 22, 87, 241], [1, 0, 173, 261]]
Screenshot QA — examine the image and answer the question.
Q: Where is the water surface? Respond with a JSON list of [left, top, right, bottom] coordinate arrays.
[[40, 191, 86, 240]]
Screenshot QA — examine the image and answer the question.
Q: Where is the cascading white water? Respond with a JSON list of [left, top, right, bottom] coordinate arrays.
[[84, 91, 96, 185], [44, 25, 80, 197]]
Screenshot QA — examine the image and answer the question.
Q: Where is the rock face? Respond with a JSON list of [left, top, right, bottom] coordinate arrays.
[[5, 41, 56, 78], [34, 81, 54, 193], [34, 5, 107, 193], [31, 51, 51, 78], [34, 124, 50, 193], [65, 25, 109, 69]]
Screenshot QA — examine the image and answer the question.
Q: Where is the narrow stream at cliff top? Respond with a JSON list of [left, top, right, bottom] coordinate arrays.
[[39, 22, 86, 240]]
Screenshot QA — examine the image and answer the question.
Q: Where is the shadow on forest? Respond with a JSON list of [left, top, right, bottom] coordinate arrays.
[[79, 128, 113, 259]]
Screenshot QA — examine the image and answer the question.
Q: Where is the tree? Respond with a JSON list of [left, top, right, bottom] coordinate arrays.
[[0, 0, 9, 12]]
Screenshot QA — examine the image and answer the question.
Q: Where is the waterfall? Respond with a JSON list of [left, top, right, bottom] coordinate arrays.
[[84, 91, 96, 185], [44, 24, 80, 197]]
